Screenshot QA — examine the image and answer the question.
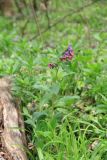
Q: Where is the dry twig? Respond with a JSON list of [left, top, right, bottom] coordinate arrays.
[[30, 0, 99, 40]]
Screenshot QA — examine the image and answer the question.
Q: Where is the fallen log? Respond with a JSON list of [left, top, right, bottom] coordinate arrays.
[[0, 77, 28, 160]]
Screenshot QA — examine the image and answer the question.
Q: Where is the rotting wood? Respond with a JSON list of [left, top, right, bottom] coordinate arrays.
[[0, 77, 28, 160]]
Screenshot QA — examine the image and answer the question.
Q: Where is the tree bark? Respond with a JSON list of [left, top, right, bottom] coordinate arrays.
[[0, 0, 13, 16], [0, 77, 28, 160]]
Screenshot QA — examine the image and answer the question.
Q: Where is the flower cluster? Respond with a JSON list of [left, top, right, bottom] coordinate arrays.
[[48, 45, 74, 69], [60, 45, 74, 61]]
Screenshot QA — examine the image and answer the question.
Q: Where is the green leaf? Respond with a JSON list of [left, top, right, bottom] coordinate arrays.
[[33, 84, 48, 91], [56, 95, 80, 107], [37, 148, 44, 160], [49, 83, 60, 95], [23, 107, 31, 118], [25, 119, 35, 127], [32, 111, 48, 121]]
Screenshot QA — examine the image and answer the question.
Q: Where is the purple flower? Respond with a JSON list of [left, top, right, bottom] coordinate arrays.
[[65, 51, 69, 55], [68, 45, 73, 51], [48, 45, 74, 69], [60, 45, 74, 61]]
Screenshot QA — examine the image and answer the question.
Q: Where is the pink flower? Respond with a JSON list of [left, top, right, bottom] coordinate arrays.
[[48, 63, 57, 69]]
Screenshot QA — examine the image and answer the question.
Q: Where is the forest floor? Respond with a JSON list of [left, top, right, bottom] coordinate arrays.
[[0, 0, 107, 159]]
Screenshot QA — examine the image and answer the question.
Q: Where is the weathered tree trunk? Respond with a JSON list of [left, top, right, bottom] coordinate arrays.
[[0, 0, 13, 16], [0, 77, 28, 160]]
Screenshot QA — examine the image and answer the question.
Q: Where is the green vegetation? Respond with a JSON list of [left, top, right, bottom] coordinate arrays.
[[0, 0, 107, 159]]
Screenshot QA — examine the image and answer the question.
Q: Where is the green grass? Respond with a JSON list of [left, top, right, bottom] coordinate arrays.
[[0, 0, 107, 159]]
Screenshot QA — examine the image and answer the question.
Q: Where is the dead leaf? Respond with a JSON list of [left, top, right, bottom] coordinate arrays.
[[89, 139, 99, 150]]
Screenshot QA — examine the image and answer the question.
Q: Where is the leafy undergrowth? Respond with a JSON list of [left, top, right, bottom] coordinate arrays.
[[0, 0, 107, 160]]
